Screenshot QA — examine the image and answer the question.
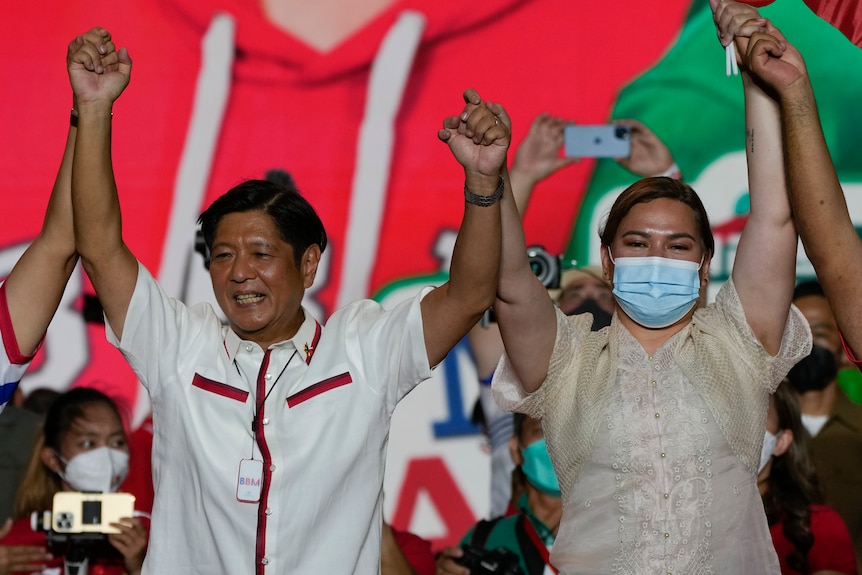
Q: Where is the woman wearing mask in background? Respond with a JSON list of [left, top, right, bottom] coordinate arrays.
[[0, 388, 147, 575], [759, 382, 856, 575]]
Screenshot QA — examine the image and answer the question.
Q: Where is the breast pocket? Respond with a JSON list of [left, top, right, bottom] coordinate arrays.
[[286, 372, 353, 408], [191, 373, 249, 403]]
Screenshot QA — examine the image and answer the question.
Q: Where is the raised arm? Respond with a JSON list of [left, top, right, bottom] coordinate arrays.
[[468, 113, 572, 379], [756, 34, 862, 358], [0, 32, 115, 357], [714, 1, 795, 355], [420, 89, 507, 367], [492, 107, 558, 394], [69, 30, 138, 339]]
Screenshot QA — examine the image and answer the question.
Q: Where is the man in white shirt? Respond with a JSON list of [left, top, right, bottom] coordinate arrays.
[[68, 31, 508, 574]]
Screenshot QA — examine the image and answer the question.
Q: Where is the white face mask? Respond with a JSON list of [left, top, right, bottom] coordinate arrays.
[[60, 447, 130, 492], [758, 430, 779, 474]]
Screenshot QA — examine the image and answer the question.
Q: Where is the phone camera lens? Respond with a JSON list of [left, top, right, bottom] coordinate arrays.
[[615, 126, 629, 140]]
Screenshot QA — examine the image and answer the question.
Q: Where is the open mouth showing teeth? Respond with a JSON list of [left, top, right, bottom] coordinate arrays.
[[236, 294, 264, 304]]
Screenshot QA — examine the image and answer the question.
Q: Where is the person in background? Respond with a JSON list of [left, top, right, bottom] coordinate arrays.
[[786, 280, 862, 572], [381, 520, 435, 575], [470, 113, 681, 517], [20, 388, 62, 419], [0, 387, 148, 575], [436, 414, 561, 575], [759, 382, 856, 575], [0, 406, 40, 526]]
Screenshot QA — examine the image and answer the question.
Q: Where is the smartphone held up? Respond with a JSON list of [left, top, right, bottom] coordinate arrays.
[[564, 124, 631, 158]]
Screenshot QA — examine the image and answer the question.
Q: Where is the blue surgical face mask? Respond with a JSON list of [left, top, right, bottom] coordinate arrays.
[[609, 249, 703, 329], [521, 438, 560, 498]]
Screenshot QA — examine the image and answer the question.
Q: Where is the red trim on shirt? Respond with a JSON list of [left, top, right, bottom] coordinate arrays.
[[286, 372, 353, 408], [840, 331, 862, 369], [522, 514, 558, 574], [305, 321, 322, 364], [191, 373, 249, 402], [255, 350, 273, 575], [0, 281, 39, 364]]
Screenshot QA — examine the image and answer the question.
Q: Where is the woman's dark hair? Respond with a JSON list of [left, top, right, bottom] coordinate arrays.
[[14, 387, 124, 517], [763, 382, 822, 574], [599, 177, 714, 258], [198, 179, 328, 268]]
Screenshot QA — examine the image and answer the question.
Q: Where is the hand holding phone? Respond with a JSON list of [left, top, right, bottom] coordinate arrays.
[[564, 124, 631, 158]]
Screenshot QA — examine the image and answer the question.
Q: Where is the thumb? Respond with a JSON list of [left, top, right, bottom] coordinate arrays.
[[118, 47, 133, 69], [0, 518, 12, 540]]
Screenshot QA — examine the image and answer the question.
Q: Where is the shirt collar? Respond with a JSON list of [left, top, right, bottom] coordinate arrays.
[[222, 306, 323, 365]]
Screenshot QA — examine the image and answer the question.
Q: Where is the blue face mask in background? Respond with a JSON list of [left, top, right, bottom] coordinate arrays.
[[610, 252, 702, 329], [521, 438, 561, 498]]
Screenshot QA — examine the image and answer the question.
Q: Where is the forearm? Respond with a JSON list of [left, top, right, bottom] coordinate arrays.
[[72, 102, 138, 336], [781, 79, 862, 353], [5, 121, 79, 355], [73, 103, 123, 264], [732, 72, 795, 354], [421, 172, 501, 366], [507, 168, 537, 217], [782, 80, 855, 266]]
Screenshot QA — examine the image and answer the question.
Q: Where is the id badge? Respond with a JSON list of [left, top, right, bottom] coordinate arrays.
[[237, 459, 264, 503]]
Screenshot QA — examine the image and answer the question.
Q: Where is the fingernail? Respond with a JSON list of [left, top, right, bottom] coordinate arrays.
[[460, 112, 468, 121], [99, 44, 106, 54]]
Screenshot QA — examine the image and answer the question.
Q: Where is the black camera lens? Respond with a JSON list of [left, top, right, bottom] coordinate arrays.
[[526, 245, 561, 290], [615, 125, 630, 140]]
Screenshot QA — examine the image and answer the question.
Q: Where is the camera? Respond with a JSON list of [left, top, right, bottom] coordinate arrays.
[[480, 245, 561, 327], [455, 544, 524, 575], [527, 245, 561, 290], [32, 492, 136, 561]]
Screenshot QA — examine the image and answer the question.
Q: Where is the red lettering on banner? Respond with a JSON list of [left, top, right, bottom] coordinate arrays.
[[391, 457, 476, 550]]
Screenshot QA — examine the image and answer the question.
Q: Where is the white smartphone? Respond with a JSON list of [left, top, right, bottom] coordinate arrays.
[[564, 124, 631, 158], [52, 492, 136, 534]]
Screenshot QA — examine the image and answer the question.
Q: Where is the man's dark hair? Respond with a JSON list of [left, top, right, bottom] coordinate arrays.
[[793, 279, 825, 301], [198, 179, 328, 268]]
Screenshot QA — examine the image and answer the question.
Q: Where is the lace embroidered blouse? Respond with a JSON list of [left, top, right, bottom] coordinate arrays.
[[493, 278, 812, 575]]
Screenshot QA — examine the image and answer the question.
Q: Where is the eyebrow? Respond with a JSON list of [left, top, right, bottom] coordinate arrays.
[[621, 230, 697, 242]]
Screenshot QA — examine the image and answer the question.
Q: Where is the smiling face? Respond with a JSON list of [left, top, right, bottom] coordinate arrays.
[[601, 197, 710, 280], [600, 197, 711, 331], [208, 210, 320, 348]]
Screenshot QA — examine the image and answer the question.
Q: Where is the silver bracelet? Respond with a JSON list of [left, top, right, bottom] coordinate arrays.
[[464, 176, 504, 207]]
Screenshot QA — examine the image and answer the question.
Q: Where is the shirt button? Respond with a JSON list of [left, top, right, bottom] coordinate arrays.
[[654, 413, 660, 419], [660, 453, 666, 458], [664, 493, 669, 499], [664, 533, 670, 538], [270, 464, 276, 472], [262, 418, 270, 425], [265, 508, 273, 516], [261, 557, 270, 565], [246, 344, 253, 352], [265, 372, 272, 380], [651, 380, 657, 386]]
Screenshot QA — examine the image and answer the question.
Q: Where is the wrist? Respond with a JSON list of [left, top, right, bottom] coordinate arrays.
[[654, 162, 682, 180], [76, 100, 114, 117], [463, 171, 502, 194], [464, 176, 504, 207]]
